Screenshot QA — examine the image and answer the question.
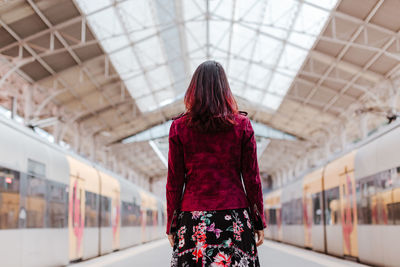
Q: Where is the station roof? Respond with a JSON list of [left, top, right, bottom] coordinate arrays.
[[1, 0, 399, 182]]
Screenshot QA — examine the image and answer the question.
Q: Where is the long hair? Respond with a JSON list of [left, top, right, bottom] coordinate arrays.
[[184, 60, 239, 131]]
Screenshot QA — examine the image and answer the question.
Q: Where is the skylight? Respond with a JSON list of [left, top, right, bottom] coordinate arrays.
[[76, 0, 338, 112]]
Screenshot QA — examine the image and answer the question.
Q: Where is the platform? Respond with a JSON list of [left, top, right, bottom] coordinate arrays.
[[69, 239, 369, 267]]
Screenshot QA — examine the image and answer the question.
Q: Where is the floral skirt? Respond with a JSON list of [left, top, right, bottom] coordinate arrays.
[[170, 207, 260, 267]]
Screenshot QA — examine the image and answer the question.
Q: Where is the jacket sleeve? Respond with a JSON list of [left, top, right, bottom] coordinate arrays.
[[165, 120, 186, 234], [241, 118, 267, 230]]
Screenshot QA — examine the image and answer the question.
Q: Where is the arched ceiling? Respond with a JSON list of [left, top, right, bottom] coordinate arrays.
[[1, 0, 400, 189]]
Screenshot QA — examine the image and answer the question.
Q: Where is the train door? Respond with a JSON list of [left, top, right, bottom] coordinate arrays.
[[303, 169, 324, 251], [339, 166, 358, 258], [139, 190, 149, 242], [112, 189, 120, 250], [141, 209, 146, 242], [303, 185, 313, 248], [277, 204, 282, 241], [68, 174, 85, 261], [153, 209, 158, 239]]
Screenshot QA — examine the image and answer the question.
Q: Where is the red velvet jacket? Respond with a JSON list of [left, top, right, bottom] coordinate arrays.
[[166, 112, 267, 234]]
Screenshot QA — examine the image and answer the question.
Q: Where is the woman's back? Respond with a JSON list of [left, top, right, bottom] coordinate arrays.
[[166, 60, 266, 267], [167, 111, 266, 232], [171, 112, 251, 211]]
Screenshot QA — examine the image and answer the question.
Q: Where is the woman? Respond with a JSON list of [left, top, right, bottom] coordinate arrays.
[[166, 60, 267, 266]]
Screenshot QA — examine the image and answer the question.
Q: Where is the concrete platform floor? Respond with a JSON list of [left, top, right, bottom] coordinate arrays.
[[69, 239, 370, 267]]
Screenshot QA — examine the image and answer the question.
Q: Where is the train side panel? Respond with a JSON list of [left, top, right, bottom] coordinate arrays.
[[281, 179, 304, 247], [264, 189, 282, 241], [119, 178, 142, 249], [138, 189, 158, 242], [355, 126, 400, 267], [156, 200, 165, 238], [0, 117, 70, 267], [0, 120, 25, 267], [149, 196, 158, 241], [21, 145, 70, 267], [0, 117, 166, 266]]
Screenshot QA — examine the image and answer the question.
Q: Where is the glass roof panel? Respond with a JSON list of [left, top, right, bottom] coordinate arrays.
[[76, 0, 338, 113], [263, 93, 283, 110], [77, 0, 111, 13], [209, 0, 232, 19], [265, 0, 298, 28], [124, 75, 150, 98], [118, 1, 156, 33], [253, 35, 281, 65], [109, 47, 138, 75], [185, 21, 207, 55], [247, 65, 270, 87], [209, 21, 231, 53], [183, 0, 205, 20], [243, 88, 264, 103], [135, 37, 166, 67], [268, 73, 293, 96], [146, 65, 172, 90], [136, 95, 157, 112], [155, 90, 175, 107], [101, 35, 130, 52], [87, 7, 125, 38], [230, 26, 256, 59], [304, 0, 338, 10]]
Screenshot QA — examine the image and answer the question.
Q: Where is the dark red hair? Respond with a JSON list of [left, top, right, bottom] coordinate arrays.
[[184, 60, 239, 131]]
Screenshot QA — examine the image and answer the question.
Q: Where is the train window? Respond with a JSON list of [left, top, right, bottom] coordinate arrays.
[[133, 201, 141, 226], [121, 201, 140, 226], [161, 210, 166, 225], [100, 196, 111, 227], [282, 202, 290, 225], [387, 202, 400, 225], [155, 210, 159, 225], [397, 166, 400, 183], [85, 191, 99, 227], [356, 180, 362, 223], [390, 167, 400, 188], [269, 209, 277, 225], [27, 159, 46, 177], [146, 210, 153, 226], [394, 202, 400, 225], [362, 180, 373, 224], [121, 201, 128, 226], [26, 175, 46, 228], [293, 198, 303, 225], [377, 171, 393, 225], [358, 172, 395, 225], [277, 208, 281, 225], [389, 167, 400, 225], [324, 187, 340, 225], [47, 181, 68, 228], [312, 193, 322, 225], [281, 199, 301, 225], [0, 167, 20, 229]]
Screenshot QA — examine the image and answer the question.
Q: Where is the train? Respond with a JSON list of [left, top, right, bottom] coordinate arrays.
[[0, 115, 166, 267], [263, 122, 400, 267]]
